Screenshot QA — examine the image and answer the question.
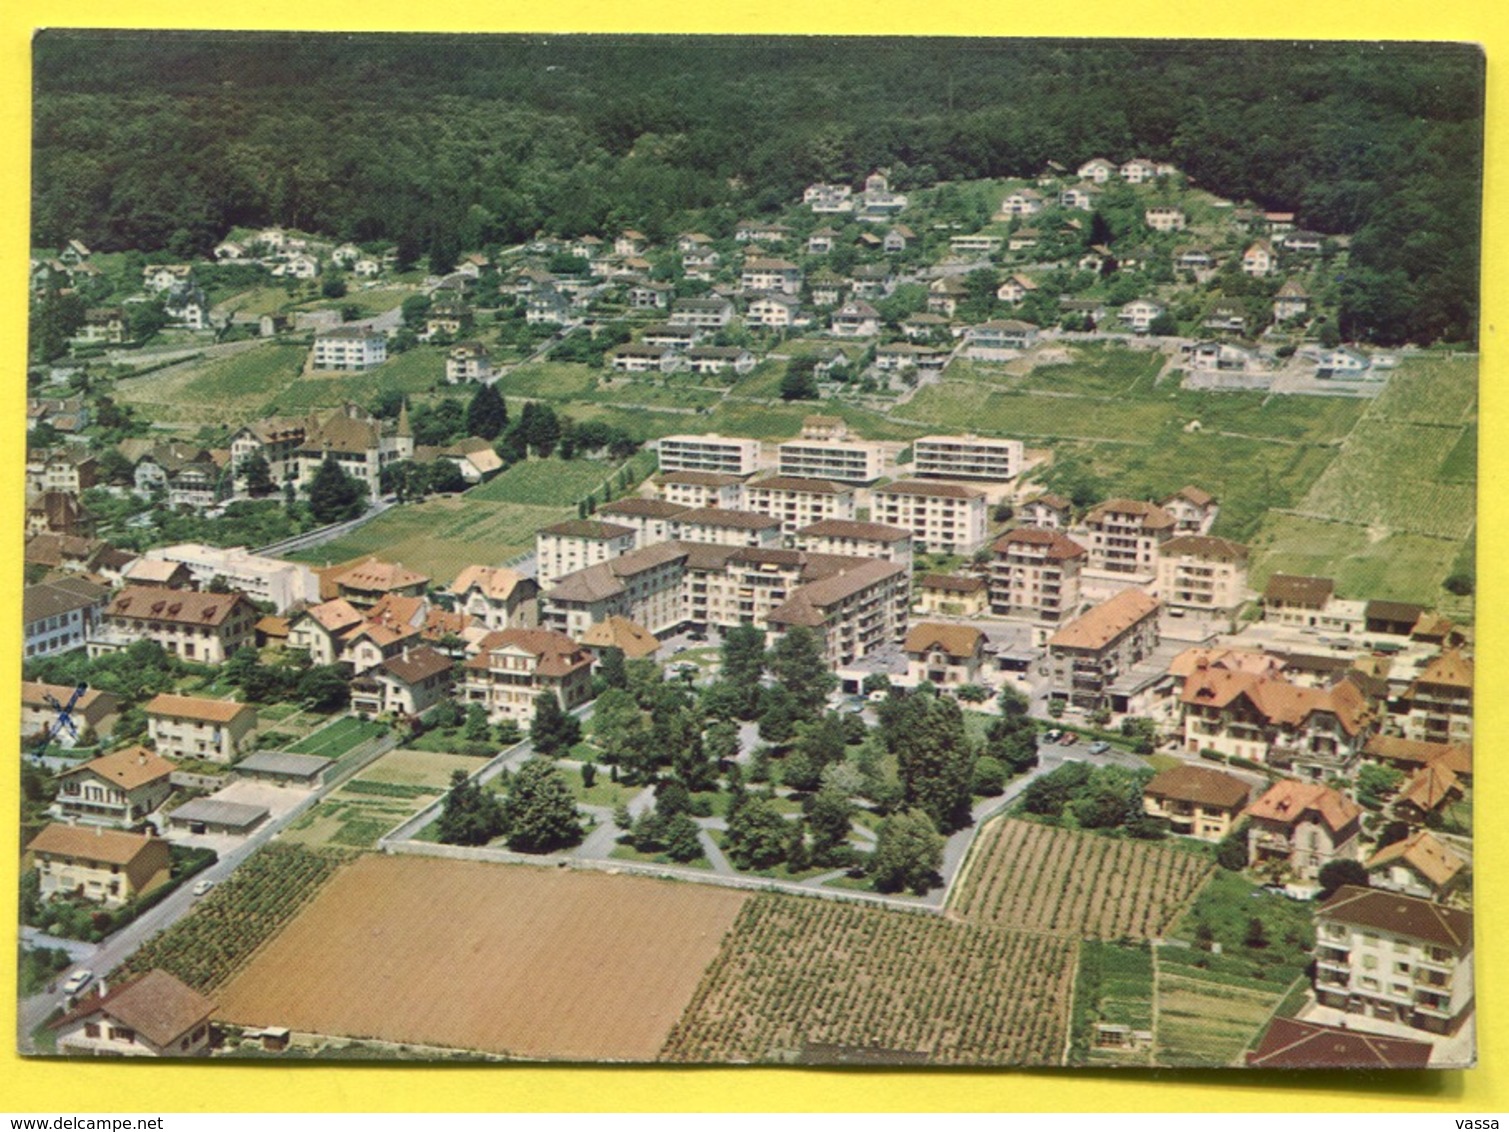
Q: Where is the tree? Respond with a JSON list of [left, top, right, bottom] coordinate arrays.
[[662, 812, 704, 862], [597, 646, 627, 690], [982, 688, 1038, 776], [464, 702, 491, 742], [804, 785, 855, 865], [529, 693, 581, 756], [971, 755, 1007, 796], [307, 455, 364, 523], [436, 769, 506, 846], [1243, 916, 1270, 950], [500, 758, 583, 852], [720, 623, 766, 718], [705, 718, 741, 767], [466, 382, 508, 440], [1216, 827, 1249, 871], [779, 356, 819, 401], [886, 692, 976, 832], [767, 627, 836, 719], [298, 665, 350, 712], [1147, 312, 1178, 336], [238, 453, 276, 498], [757, 684, 800, 746], [724, 796, 790, 871], [1356, 763, 1403, 809], [1317, 859, 1370, 900], [870, 808, 944, 895]]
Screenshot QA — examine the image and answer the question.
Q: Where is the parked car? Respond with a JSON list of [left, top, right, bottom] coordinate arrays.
[[1087, 741, 1110, 755], [1058, 732, 1078, 746], [192, 878, 215, 897], [61, 970, 93, 996], [1043, 729, 1063, 742]]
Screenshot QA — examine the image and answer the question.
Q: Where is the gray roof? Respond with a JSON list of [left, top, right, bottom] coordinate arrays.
[[167, 799, 269, 829], [236, 751, 333, 779]]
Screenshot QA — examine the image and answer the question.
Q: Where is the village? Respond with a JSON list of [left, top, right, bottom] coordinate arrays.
[[20, 152, 1475, 1068]]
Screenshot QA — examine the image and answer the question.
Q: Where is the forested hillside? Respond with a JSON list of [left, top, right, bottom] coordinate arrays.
[[32, 34, 1483, 345]]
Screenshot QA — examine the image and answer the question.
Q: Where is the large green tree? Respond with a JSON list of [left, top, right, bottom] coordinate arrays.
[[500, 758, 583, 852], [883, 691, 976, 833], [529, 692, 581, 755], [724, 795, 791, 871], [466, 382, 508, 439], [307, 455, 364, 523], [870, 808, 944, 895], [766, 627, 836, 720]]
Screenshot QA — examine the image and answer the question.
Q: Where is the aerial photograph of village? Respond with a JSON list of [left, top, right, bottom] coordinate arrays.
[[15, 33, 1481, 1069]]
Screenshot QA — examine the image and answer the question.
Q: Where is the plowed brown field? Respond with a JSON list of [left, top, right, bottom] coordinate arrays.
[[215, 854, 747, 1059]]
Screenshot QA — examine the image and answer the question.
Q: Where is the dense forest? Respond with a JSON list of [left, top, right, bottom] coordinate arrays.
[[32, 34, 1483, 345]]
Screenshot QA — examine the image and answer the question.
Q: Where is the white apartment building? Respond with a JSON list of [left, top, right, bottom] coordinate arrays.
[[913, 434, 1024, 481], [24, 577, 108, 660], [741, 476, 857, 535], [144, 693, 258, 764], [445, 342, 494, 383], [144, 544, 320, 613], [595, 498, 691, 547], [989, 528, 1087, 624], [777, 439, 885, 483], [740, 257, 802, 295], [872, 480, 988, 554], [670, 507, 784, 549], [535, 519, 638, 590], [1154, 535, 1250, 618], [794, 519, 913, 568], [656, 434, 761, 477], [1144, 207, 1188, 232], [1082, 499, 1177, 576], [311, 326, 387, 370], [655, 471, 747, 510]]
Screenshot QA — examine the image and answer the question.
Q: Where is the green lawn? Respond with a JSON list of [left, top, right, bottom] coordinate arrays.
[[467, 457, 623, 506], [1249, 512, 1466, 604], [1154, 970, 1285, 1067], [1018, 343, 1165, 398], [285, 716, 388, 760], [287, 496, 565, 583], [272, 347, 447, 412], [493, 361, 600, 402], [1439, 423, 1477, 482]]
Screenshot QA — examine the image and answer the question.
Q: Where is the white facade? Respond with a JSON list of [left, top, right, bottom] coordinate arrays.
[[312, 328, 387, 370], [776, 439, 885, 483], [656, 434, 761, 477], [144, 544, 320, 613], [912, 435, 1024, 481]]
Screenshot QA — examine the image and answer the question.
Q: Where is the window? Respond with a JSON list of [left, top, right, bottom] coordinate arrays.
[[84, 1023, 100, 1038], [1362, 954, 1378, 970]]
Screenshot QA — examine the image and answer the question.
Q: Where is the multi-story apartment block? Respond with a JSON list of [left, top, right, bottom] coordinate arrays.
[[872, 480, 988, 554], [912, 434, 1024, 481], [1046, 588, 1160, 713], [1314, 887, 1473, 1034], [536, 520, 638, 590], [777, 439, 886, 484], [27, 823, 172, 908], [655, 434, 761, 477], [458, 629, 596, 725], [740, 257, 802, 295], [144, 694, 258, 763], [350, 646, 455, 718], [311, 325, 387, 370], [447, 565, 538, 631], [989, 528, 1087, 624], [542, 541, 692, 640], [1245, 779, 1361, 880], [766, 557, 910, 669], [655, 471, 748, 510], [741, 476, 857, 535], [1082, 499, 1176, 575], [91, 587, 257, 664], [594, 498, 690, 547], [24, 577, 109, 660], [445, 341, 494, 383], [668, 296, 735, 329], [1155, 535, 1249, 618], [54, 746, 174, 827], [1402, 651, 1473, 745], [793, 519, 913, 568], [669, 507, 784, 549], [143, 543, 320, 613]]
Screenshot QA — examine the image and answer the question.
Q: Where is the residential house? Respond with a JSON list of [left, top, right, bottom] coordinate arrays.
[[1118, 299, 1165, 334], [849, 263, 895, 298], [231, 403, 413, 500], [949, 233, 1003, 257], [311, 326, 387, 370], [1244, 1017, 1432, 1070], [1046, 589, 1161, 713], [905, 623, 989, 687], [1160, 485, 1220, 534], [901, 312, 951, 341], [343, 619, 423, 676], [1144, 207, 1187, 232], [1242, 240, 1277, 277], [627, 282, 672, 310], [1059, 183, 1102, 211], [1262, 573, 1337, 629], [21, 682, 119, 748], [608, 343, 684, 374], [144, 694, 257, 764], [579, 616, 661, 662], [447, 565, 539, 631], [27, 823, 172, 908], [445, 342, 494, 383], [25, 491, 94, 540], [874, 342, 948, 373], [741, 476, 857, 535], [740, 257, 801, 295], [350, 646, 454, 718], [31, 449, 99, 496], [996, 274, 1038, 304], [883, 225, 915, 252], [78, 307, 126, 344], [804, 183, 854, 213], [1367, 831, 1467, 902], [744, 292, 802, 328], [1141, 764, 1250, 842], [459, 629, 595, 725], [1155, 535, 1249, 619], [669, 296, 735, 329], [1316, 347, 1372, 379], [54, 747, 174, 828], [1394, 762, 1465, 827], [1119, 157, 1160, 183], [794, 519, 913, 568], [831, 300, 880, 338], [536, 520, 638, 590], [1082, 499, 1176, 576], [143, 543, 320, 613], [1273, 280, 1311, 321], [872, 480, 988, 554], [684, 346, 757, 376], [916, 574, 989, 617], [1001, 188, 1045, 217], [1246, 780, 1362, 881], [24, 577, 110, 660], [52, 970, 214, 1058], [807, 227, 839, 255], [1399, 648, 1473, 743], [1019, 493, 1073, 530], [1076, 158, 1117, 183], [91, 587, 257, 664], [858, 170, 908, 217], [324, 557, 428, 612], [927, 275, 969, 317], [989, 528, 1087, 625], [525, 288, 573, 325], [639, 324, 699, 350], [963, 319, 1038, 358], [1007, 229, 1041, 253], [1313, 886, 1472, 1034]]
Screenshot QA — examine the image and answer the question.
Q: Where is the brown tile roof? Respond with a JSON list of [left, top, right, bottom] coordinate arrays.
[[54, 970, 214, 1048], [1167, 647, 1281, 679], [1247, 780, 1360, 835], [1179, 669, 1372, 736], [768, 558, 908, 628], [348, 621, 421, 649], [1245, 1017, 1431, 1069], [144, 694, 255, 724], [366, 593, 427, 631], [20, 681, 118, 718], [1143, 764, 1250, 810], [25, 533, 107, 569], [1399, 763, 1461, 813], [1365, 599, 1427, 624], [26, 822, 168, 866], [1164, 484, 1215, 507], [379, 645, 454, 685], [746, 476, 851, 495], [106, 587, 252, 628], [1263, 573, 1334, 606], [467, 629, 593, 678], [920, 573, 986, 594], [255, 615, 290, 639], [1363, 734, 1464, 769], [1048, 589, 1159, 651], [545, 541, 692, 604], [674, 507, 781, 530], [1024, 493, 1072, 511], [1413, 649, 1473, 690], [300, 598, 366, 633], [580, 616, 661, 659], [539, 519, 638, 541], [597, 498, 690, 520], [59, 746, 175, 791], [1160, 535, 1249, 560], [1084, 499, 1176, 529], [24, 577, 109, 623], [332, 557, 430, 593], [876, 479, 984, 500], [448, 565, 532, 601], [796, 519, 911, 542], [1367, 830, 1465, 891], [993, 528, 1087, 560], [1318, 885, 1472, 952], [904, 622, 984, 659]]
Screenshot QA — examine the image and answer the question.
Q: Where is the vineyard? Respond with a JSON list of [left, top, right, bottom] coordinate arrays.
[[113, 844, 348, 993], [660, 895, 1077, 1065], [1153, 970, 1287, 1067], [948, 820, 1213, 939]]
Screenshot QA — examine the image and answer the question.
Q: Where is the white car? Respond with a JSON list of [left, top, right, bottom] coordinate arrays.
[[61, 970, 93, 996], [192, 878, 215, 897]]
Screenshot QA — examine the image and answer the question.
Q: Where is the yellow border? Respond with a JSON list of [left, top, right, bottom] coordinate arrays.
[[2, 1, 1502, 1112]]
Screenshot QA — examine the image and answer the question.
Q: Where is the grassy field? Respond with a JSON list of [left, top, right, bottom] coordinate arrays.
[[466, 457, 623, 506], [114, 343, 310, 424], [1249, 513, 1466, 604], [287, 496, 565, 582], [493, 361, 600, 402], [285, 716, 388, 760], [1367, 353, 1478, 425], [1153, 969, 1286, 1067], [356, 748, 481, 791], [1070, 940, 1156, 1066]]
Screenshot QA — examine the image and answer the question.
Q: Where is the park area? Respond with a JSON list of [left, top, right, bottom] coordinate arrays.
[[214, 855, 749, 1059], [661, 894, 1077, 1064], [948, 818, 1213, 940]]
